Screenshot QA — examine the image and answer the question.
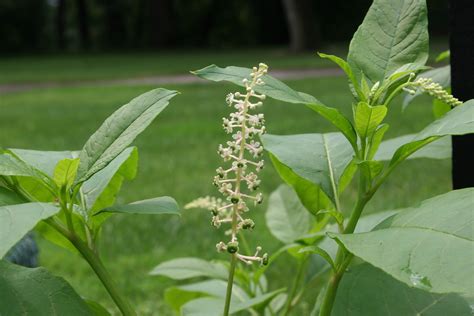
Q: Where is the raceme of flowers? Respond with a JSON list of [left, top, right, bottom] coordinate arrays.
[[405, 77, 462, 107]]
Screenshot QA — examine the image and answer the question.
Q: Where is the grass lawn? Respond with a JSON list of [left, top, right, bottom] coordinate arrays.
[[0, 39, 449, 84], [0, 76, 451, 315]]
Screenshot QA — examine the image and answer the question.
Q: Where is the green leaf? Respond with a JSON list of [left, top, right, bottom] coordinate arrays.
[[347, 0, 429, 83], [96, 196, 179, 217], [76, 88, 177, 183], [330, 188, 474, 295], [82, 147, 138, 214], [266, 185, 313, 244], [150, 257, 228, 280], [389, 100, 474, 166], [403, 65, 451, 108], [0, 260, 91, 315], [165, 280, 249, 313], [435, 50, 450, 62], [84, 300, 111, 316], [0, 186, 25, 205], [0, 202, 59, 258], [375, 134, 451, 161], [181, 289, 285, 316], [269, 154, 333, 216], [262, 133, 353, 205], [9, 149, 76, 177], [318, 52, 363, 100], [358, 160, 384, 183], [333, 263, 471, 316], [298, 246, 336, 271], [367, 123, 389, 160], [0, 153, 48, 180], [354, 102, 387, 139], [53, 158, 80, 188], [193, 65, 357, 147], [432, 98, 451, 119]]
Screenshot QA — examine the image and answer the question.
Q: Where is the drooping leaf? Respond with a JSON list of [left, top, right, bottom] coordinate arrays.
[[180, 289, 285, 316], [96, 196, 179, 217], [193, 65, 357, 147], [330, 188, 474, 295], [0, 202, 59, 258], [347, 0, 429, 83], [0, 260, 91, 315], [262, 133, 353, 205], [333, 263, 471, 316], [81, 147, 138, 213], [150, 257, 228, 280], [53, 158, 80, 188], [9, 149, 76, 177], [298, 246, 336, 271], [0, 153, 49, 180], [389, 100, 473, 167], [354, 102, 387, 139], [266, 185, 313, 244], [375, 134, 451, 161], [76, 88, 177, 183]]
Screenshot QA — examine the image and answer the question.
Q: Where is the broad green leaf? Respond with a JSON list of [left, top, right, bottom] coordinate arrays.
[[53, 158, 80, 188], [82, 147, 138, 214], [403, 66, 451, 108], [333, 263, 471, 316], [0, 260, 91, 315], [331, 188, 474, 295], [0, 186, 25, 205], [0, 153, 48, 180], [193, 65, 357, 147], [266, 185, 313, 243], [96, 196, 179, 217], [269, 154, 332, 215], [0, 202, 59, 258], [181, 289, 285, 316], [262, 133, 353, 205], [165, 280, 248, 313], [150, 257, 228, 280], [9, 149, 76, 177], [347, 0, 429, 83], [354, 102, 387, 139], [318, 52, 363, 100], [389, 100, 474, 166], [76, 88, 177, 183], [375, 134, 451, 161]]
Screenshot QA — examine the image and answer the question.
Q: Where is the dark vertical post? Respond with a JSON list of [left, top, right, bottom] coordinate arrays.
[[448, 0, 474, 189]]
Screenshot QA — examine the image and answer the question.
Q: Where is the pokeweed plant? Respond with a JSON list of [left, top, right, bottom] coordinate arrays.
[[0, 88, 180, 315], [156, 0, 473, 315]]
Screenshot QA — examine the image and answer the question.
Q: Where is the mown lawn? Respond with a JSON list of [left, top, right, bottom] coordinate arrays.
[[0, 75, 451, 314]]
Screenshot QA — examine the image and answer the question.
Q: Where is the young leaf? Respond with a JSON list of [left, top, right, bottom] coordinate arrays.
[[266, 185, 313, 244], [333, 263, 471, 316], [193, 65, 357, 147], [298, 246, 336, 271], [347, 0, 429, 83], [330, 188, 474, 295], [0, 260, 91, 315], [0, 186, 25, 205], [354, 102, 387, 139], [53, 158, 80, 188], [367, 123, 389, 160], [76, 88, 177, 183], [95, 196, 179, 217], [0, 202, 59, 258], [262, 133, 353, 206], [375, 134, 451, 161], [150, 258, 228, 280], [358, 160, 384, 183]]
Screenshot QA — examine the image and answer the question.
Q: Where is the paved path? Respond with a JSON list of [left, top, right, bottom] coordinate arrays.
[[0, 67, 343, 94]]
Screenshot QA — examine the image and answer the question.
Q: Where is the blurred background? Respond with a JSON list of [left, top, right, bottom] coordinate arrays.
[[0, 0, 453, 315]]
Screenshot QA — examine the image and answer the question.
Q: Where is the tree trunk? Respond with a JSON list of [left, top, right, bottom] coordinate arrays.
[[281, 0, 320, 52], [149, 0, 174, 48], [56, 0, 66, 50], [76, 0, 91, 50], [449, 0, 474, 189]]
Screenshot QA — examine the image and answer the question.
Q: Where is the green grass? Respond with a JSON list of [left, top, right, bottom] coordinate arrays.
[[0, 77, 451, 315]]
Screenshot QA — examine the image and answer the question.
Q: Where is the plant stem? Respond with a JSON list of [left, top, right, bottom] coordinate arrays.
[[46, 219, 136, 316], [283, 257, 307, 316], [223, 254, 237, 316]]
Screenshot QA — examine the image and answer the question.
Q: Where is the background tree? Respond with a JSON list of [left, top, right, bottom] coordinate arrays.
[[281, 0, 320, 52]]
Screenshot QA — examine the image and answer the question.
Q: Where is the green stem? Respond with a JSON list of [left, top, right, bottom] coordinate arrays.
[[46, 219, 136, 316], [283, 257, 307, 316], [223, 254, 237, 316]]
